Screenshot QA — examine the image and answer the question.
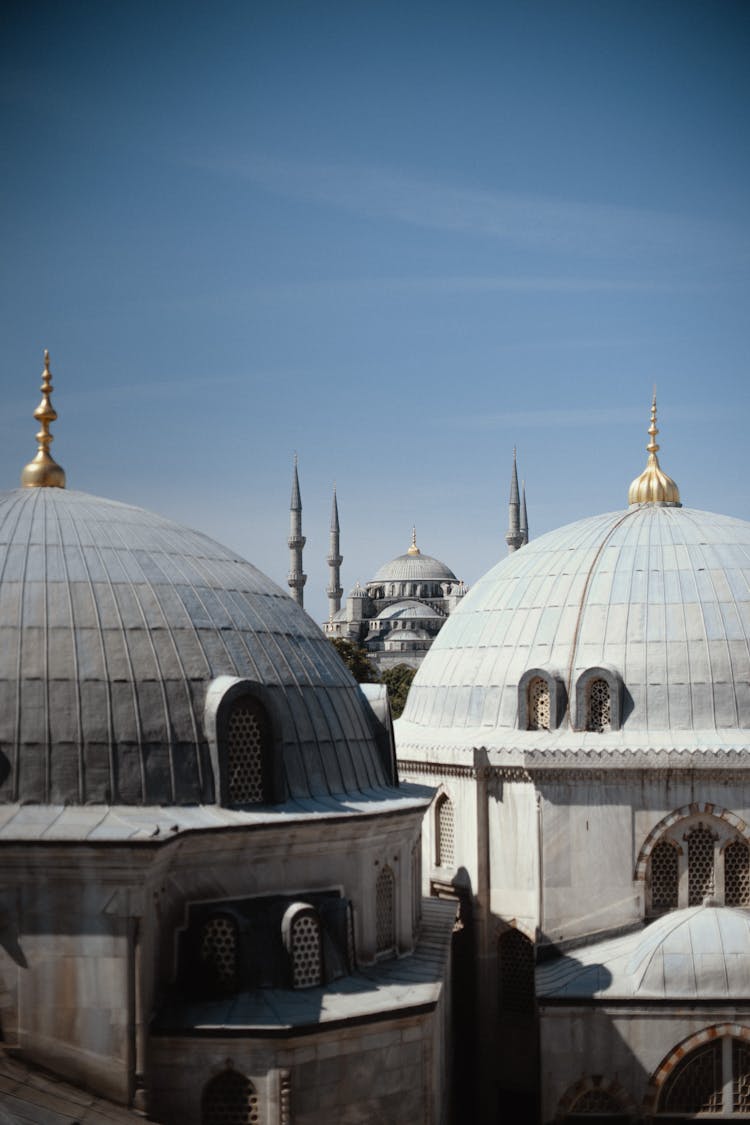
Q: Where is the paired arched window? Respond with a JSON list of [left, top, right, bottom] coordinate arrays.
[[518, 668, 566, 731], [527, 677, 551, 731], [646, 814, 750, 915], [376, 864, 396, 955], [657, 1035, 750, 1116], [497, 927, 535, 1016], [435, 794, 455, 868], [586, 678, 610, 732], [202, 1070, 259, 1125], [574, 667, 622, 732]]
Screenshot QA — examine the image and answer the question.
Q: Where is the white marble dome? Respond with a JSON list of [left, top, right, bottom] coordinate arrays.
[[372, 551, 457, 584], [399, 504, 750, 750], [0, 488, 390, 805]]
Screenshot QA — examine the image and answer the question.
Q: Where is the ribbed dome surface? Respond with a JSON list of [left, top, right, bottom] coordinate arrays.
[[0, 488, 388, 805], [372, 553, 457, 583], [401, 505, 750, 740]]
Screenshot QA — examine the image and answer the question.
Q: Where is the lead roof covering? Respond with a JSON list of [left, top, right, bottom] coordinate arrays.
[[0, 488, 388, 806], [400, 505, 750, 744]]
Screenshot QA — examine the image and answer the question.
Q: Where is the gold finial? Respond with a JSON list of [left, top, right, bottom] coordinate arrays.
[[627, 390, 680, 507], [407, 525, 421, 556], [21, 350, 66, 489]]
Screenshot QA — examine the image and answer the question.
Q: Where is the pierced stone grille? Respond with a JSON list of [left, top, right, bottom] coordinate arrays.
[[734, 1040, 750, 1111], [687, 823, 716, 906], [726, 840, 750, 907], [437, 797, 455, 867], [528, 677, 550, 731], [376, 865, 395, 954], [200, 916, 238, 986], [650, 840, 679, 912], [660, 1041, 722, 1114], [586, 678, 611, 732], [570, 1088, 621, 1113], [498, 928, 535, 1015], [227, 704, 264, 805], [202, 1071, 259, 1125], [291, 912, 322, 988]]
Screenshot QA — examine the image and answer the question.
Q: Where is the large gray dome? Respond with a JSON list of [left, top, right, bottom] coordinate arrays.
[[0, 488, 389, 805], [372, 552, 457, 584], [400, 504, 750, 750]]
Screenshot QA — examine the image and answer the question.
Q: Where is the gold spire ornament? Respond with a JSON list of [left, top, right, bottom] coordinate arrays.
[[21, 350, 66, 489], [407, 525, 421, 556], [627, 391, 680, 507]]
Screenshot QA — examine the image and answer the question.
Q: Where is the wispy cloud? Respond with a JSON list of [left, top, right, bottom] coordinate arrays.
[[195, 152, 750, 269]]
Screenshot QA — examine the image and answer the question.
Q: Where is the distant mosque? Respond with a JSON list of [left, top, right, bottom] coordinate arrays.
[[287, 451, 529, 673]]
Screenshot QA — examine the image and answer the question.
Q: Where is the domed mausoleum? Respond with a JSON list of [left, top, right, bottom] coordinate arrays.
[[397, 397, 750, 1123], [0, 354, 454, 1124]]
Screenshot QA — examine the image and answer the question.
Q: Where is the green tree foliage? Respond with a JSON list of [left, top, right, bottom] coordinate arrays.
[[329, 638, 379, 683], [381, 663, 416, 719]]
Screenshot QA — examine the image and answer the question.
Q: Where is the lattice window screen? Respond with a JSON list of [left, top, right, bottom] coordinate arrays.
[[376, 864, 395, 954], [686, 823, 716, 906], [586, 678, 611, 732], [202, 1070, 260, 1125], [498, 928, 535, 1015], [660, 1041, 722, 1114], [650, 840, 679, 912], [437, 797, 455, 867], [726, 839, 750, 907], [291, 912, 322, 988], [227, 703, 264, 805], [570, 1088, 622, 1113], [528, 677, 550, 731], [734, 1040, 750, 1111], [200, 915, 238, 986]]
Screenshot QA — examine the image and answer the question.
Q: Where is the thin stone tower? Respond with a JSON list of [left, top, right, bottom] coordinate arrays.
[[287, 454, 306, 607], [505, 447, 525, 554], [326, 485, 343, 621], [520, 480, 529, 547]]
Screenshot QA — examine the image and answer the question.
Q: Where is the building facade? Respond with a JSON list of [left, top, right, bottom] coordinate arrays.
[[0, 354, 454, 1125], [397, 399, 750, 1123]]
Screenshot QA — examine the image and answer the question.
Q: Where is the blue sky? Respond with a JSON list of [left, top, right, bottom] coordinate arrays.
[[1, 0, 748, 623]]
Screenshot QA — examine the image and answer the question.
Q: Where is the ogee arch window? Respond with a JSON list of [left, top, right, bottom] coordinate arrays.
[[202, 1069, 259, 1125]]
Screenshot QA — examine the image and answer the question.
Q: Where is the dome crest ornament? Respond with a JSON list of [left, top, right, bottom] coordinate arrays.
[[627, 391, 680, 507], [407, 525, 421, 556], [21, 350, 66, 489]]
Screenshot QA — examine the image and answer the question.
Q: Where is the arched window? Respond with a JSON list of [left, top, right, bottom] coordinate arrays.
[[659, 1040, 722, 1115], [290, 911, 322, 988], [726, 839, 750, 907], [527, 676, 550, 731], [199, 913, 238, 991], [652, 1032, 750, 1117], [376, 864, 396, 955], [650, 840, 679, 914], [586, 678, 611, 732], [497, 928, 535, 1016], [202, 1069, 259, 1125], [644, 811, 750, 916], [567, 1087, 628, 1118], [435, 794, 455, 868], [686, 822, 717, 905], [226, 697, 270, 806]]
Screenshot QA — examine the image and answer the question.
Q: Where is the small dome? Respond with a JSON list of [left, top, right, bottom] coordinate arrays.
[[348, 582, 369, 599], [376, 601, 438, 621], [537, 906, 750, 1000], [0, 488, 390, 806]]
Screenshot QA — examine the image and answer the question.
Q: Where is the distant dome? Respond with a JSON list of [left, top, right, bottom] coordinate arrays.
[[0, 488, 389, 806], [537, 906, 750, 1000], [400, 505, 750, 747], [348, 583, 369, 599], [372, 553, 457, 584], [376, 601, 438, 621]]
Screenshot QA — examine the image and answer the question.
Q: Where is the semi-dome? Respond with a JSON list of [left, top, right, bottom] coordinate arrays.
[[536, 906, 750, 1000], [376, 600, 438, 621], [0, 487, 390, 806], [401, 503, 750, 747]]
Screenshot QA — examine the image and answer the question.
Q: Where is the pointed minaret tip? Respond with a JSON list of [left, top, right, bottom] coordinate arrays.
[[21, 349, 66, 489], [505, 447, 522, 553]]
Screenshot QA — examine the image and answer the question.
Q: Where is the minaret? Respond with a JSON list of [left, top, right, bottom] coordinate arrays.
[[520, 480, 529, 546], [326, 485, 343, 620], [21, 350, 66, 489], [505, 447, 524, 554], [287, 454, 306, 607]]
